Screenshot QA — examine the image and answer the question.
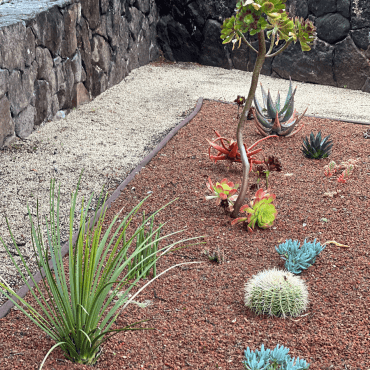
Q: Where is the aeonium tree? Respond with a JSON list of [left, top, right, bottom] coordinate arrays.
[[220, 0, 316, 217]]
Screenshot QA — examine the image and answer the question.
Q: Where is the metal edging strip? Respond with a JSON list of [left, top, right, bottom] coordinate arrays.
[[0, 97, 204, 319]]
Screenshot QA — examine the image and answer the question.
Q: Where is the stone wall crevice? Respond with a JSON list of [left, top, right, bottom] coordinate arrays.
[[0, 0, 160, 148]]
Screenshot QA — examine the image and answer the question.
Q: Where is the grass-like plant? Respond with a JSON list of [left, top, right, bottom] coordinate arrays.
[[0, 175, 202, 368]]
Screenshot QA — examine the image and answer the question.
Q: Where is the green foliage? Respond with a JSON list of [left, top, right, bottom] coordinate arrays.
[[221, 0, 316, 52], [231, 188, 277, 232], [244, 268, 309, 318], [301, 131, 333, 159], [125, 211, 161, 280], [0, 174, 202, 368]]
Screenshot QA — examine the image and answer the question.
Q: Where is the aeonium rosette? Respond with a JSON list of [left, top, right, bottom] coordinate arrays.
[[231, 188, 277, 232], [206, 178, 239, 211]]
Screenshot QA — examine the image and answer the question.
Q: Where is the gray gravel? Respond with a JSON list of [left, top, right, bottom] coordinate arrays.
[[1, 62, 369, 306]]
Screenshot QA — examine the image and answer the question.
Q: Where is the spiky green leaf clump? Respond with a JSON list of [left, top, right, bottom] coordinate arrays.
[[243, 344, 310, 370], [275, 239, 326, 274], [253, 78, 307, 137], [244, 268, 309, 318], [302, 131, 333, 159]]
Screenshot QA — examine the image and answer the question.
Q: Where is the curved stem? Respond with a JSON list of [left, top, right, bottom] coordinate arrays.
[[265, 39, 293, 58], [231, 31, 267, 218], [265, 32, 276, 56], [240, 33, 258, 54]]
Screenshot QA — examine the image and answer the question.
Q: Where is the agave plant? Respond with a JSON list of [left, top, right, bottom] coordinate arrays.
[[302, 131, 333, 159], [253, 78, 307, 137]]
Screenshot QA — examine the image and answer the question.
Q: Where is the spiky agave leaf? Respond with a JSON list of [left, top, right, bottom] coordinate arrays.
[[253, 78, 306, 137], [301, 131, 333, 159]]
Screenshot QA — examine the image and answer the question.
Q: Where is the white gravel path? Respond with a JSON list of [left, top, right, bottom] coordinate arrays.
[[1, 62, 369, 305]]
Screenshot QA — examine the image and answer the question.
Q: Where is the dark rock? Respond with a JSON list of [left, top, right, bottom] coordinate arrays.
[[0, 22, 27, 70], [80, 0, 100, 30], [34, 80, 52, 125], [77, 17, 93, 92], [362, 77, 370, 93], [71, 50, 83, 83], [35, 47, 57, 95], [137, 18, 151, 66], [337, 0, 350, 18], [14, 105, 35, 139], [168, 19, 199, 62], [25, 27, 36, 67], [8, 63, 38, 116], [0, 69, 9, 99], [129, 6, 145, 41], [351, 0, 370, 29], [91, 65, 108, 97], [101, 0, 109, 14], [350, 28, 370, 50], [229, 42, 250, 72], [134, 0, 150, 14], [307, 0, 336, 17], [72, 82, 90, 107], [55, 58, 74, 110], [156, 15, 176, 61], [333, 36, 370, 90], [61, 3, 79, 58], [126, 38, 140, 74], [272, 38, 336, 86], [187, 2, 205, 28], [315, 13, 350, 44], [95, 13, 108, 39], [91, 35, 112, 74], [285, 0, 309, 18], [108, 47, 128, 88], [107, 0, 124, 48], [30, 6, 64, 57], [200, 20, 231, 69], [0, 95, 14, 148]]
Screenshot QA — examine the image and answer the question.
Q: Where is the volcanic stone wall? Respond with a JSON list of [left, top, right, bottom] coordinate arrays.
[[0, 0, 159, 148], [156, 0, 370, 92]]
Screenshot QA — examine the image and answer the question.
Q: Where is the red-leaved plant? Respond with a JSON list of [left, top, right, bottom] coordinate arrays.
[[205, 178, 239, 211]]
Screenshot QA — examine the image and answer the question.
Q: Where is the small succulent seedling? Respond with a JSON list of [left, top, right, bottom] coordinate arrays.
[[275, 238, 326, 274], [243, 343, 310, 370], [202, 247, 225, 264], [251, 156, 282, 190], [301, 131, 333, 159], [244, 268, 309, 318]]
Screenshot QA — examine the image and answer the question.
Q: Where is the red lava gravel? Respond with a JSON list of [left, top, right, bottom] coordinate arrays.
[[0, 100, 369, 370]]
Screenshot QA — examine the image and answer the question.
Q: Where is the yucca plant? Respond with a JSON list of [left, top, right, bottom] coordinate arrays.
[[253, 78, 307, 137], [302, 131, 333, 159], [0, 174, 202, 369]]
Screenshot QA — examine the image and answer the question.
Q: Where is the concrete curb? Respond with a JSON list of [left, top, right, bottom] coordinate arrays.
[[0, 97, 204, 319]]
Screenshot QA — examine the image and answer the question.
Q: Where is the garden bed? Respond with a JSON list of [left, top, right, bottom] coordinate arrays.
[[0, 100, 369, 369]]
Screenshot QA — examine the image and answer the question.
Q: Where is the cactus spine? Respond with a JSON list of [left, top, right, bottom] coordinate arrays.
[[244, 268, 309, 318]]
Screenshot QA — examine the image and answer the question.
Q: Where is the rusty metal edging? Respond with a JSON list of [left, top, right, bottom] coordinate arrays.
[[0, 97, 204, 319]]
